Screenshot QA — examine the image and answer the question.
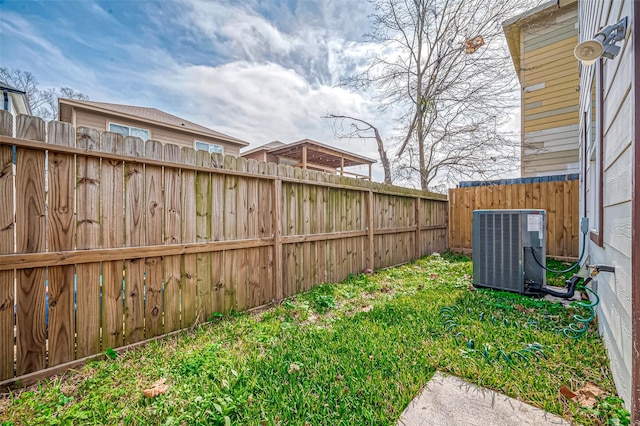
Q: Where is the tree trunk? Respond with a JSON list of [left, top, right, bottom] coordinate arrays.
[[373, 127, 392, 184]]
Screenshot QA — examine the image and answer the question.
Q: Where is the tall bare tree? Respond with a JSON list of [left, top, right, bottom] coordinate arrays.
[[0, 68, 88, 121], [345, 0, 524, 191], [323, 113, 393, 184]]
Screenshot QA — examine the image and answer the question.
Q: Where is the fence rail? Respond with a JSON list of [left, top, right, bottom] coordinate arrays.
[[448, 178, 579, 259], [0, 112, 447, 388]]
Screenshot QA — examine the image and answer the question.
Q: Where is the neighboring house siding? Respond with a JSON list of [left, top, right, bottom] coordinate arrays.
[[520, 3, 581, 177], [72, 108, 241, 156], [578, 0, 633, 408]]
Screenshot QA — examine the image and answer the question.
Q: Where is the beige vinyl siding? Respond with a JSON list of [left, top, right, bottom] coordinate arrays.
[[577, 0, 633, 408], [524, 64, 579, 86], [522, 149, 579, 166], [72, 108, 241, 156], [518, 2, 580, 177], [524, 98, 578, 115], [76, 110, 108, 132], [522, 162, 579, 175]]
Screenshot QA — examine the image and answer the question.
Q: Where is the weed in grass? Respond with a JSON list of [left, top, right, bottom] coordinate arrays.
[[0, 253, 625, 426], [104, 348, 118, 360], [305, 284, 336, 313], [579, 396, 630, 426], [209, 312, 225, 322]]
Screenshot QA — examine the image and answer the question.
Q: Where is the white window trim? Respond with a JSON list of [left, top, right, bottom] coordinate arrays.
[[195, 140, 224, 155], [108, 121, 151, 141]]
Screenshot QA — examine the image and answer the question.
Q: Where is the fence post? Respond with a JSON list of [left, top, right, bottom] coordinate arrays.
[[415, 197, 421, 259], [273, 178, 283, 301], [367, 190, 374, 270]]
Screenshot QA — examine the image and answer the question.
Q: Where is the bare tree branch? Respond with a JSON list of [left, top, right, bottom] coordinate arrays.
[[0, 68, 89, 121], [344, 0, 524, 191], [322, 113, 392, 184]]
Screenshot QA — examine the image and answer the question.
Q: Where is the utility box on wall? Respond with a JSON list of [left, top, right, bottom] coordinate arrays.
[[472, 209, 546, 296]]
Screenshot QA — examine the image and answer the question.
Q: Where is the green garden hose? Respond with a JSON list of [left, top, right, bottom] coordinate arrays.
[[439, 306, 548, 366], [561, 286, 600, 339]]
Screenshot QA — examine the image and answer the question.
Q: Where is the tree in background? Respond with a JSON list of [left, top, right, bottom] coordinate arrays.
[[0, 68, 88, 121], [343, 0, 523, 192], [323, 113, 393, 184]]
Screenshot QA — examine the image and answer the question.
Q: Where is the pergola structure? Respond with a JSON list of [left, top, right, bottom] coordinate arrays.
[[242, 139, 376, 180]]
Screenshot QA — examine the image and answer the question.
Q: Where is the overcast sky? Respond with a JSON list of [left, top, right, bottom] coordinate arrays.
[[1, 0, 520, 183]]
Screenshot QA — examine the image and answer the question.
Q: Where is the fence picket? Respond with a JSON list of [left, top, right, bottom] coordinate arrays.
[[75, 127, 102, 357], [180, 148, 197, 326], [100, 132, 125, 350], [247, 159, 260, 306], [210, 152, 225, 315], [15, 115, 47, 375], [235, 157, 248, 310], [257, 161, 272, 305], [124, 136, 145, 344], [223, 155, 237, 312], [195, 150, 212, 323], [163, 143, 182, 333], [46, 121, 76, 366], [0, 111, 14, 380], [144, 140, 164, 338]]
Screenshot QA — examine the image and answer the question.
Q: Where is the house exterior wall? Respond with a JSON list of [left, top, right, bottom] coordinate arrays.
[[66, 107, 241, 156], [578, 0, 634, 409], [520, 3, 581, 177]]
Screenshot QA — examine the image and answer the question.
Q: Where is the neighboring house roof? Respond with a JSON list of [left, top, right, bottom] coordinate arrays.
[[0, 81, 26, 94], [265, 138, 375, 168], [502, 0, 577, 83], [59, 98, 249, 146], [241, 140, 287, 156]]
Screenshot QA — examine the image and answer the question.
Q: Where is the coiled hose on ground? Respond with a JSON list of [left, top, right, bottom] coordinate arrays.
[[561, 284, 600, 339]]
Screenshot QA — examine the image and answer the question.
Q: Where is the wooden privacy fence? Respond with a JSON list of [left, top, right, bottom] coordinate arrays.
[[0, 112, 447, 387], [448, 177, 579, 259]]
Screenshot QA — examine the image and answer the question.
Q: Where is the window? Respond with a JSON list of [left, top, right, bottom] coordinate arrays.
[[109, 122, 150, 141], [195, 141, 224, 155], [586, 60, 603, 247]]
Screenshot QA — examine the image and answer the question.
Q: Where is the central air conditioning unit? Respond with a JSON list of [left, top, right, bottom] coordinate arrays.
[[472, 209, 546, 296]]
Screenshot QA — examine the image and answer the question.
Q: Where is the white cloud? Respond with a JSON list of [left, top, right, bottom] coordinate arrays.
[[155, 60, 373, 144]]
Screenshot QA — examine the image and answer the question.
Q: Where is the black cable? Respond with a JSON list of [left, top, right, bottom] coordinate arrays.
[[529, 231, 587, 274], [536, 275, 581, 298]]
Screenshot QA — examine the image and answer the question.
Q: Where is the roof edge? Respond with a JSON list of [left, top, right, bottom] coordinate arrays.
[[270, 138, 376, 164], [59, 98, 250, 146], [502, 0, 558, 28]]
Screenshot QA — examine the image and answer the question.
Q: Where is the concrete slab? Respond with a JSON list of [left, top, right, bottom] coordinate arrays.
[[543, 285, 583, 306], [397, 372, 571, 426]]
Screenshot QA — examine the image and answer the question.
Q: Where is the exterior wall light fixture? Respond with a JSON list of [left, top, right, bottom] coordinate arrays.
[[574, 16, 628, 65]]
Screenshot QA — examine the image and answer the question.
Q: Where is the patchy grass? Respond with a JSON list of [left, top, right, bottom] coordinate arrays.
[[0, 253, 628, 425], [545, 257, 582, 287]]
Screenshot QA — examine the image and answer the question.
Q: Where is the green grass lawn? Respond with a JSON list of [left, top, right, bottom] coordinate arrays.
[[0, 253, 629, 425]]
